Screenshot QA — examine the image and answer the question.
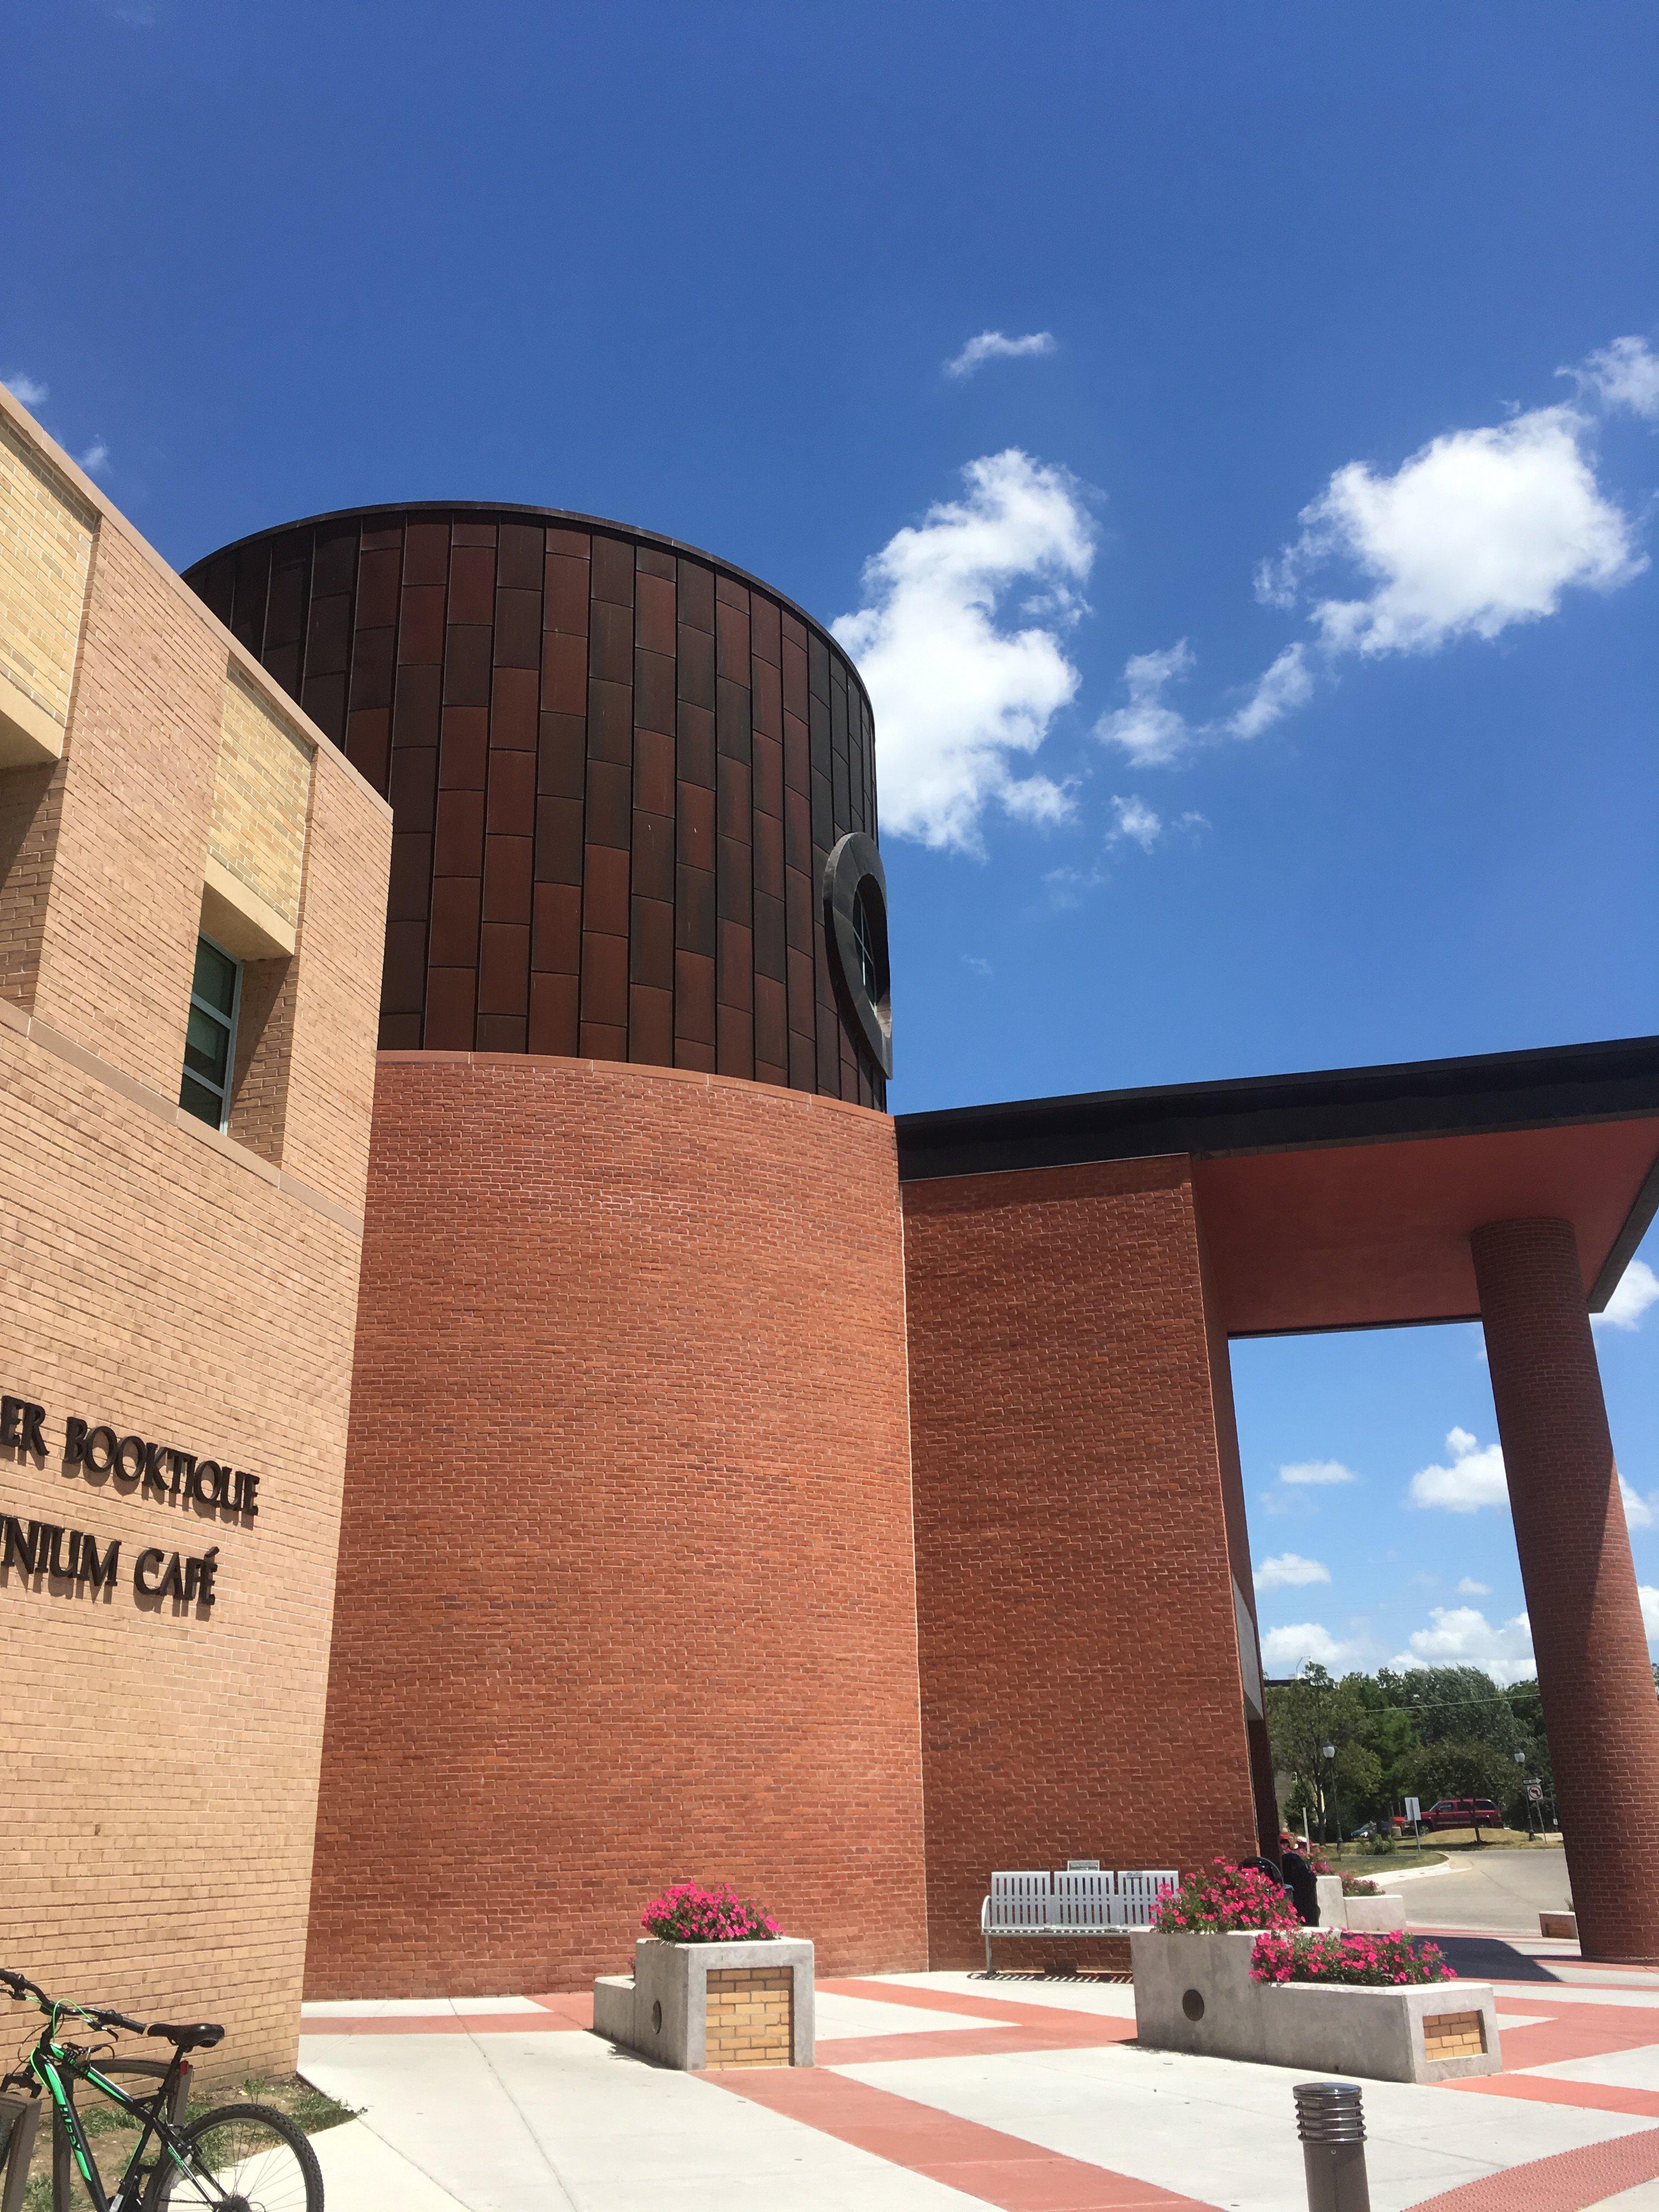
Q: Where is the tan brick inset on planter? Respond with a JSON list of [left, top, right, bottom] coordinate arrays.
[[1423, 2010, 1487, 2062], [703, 1967, 793, 2069], [211, 667, 313, 929], [0, 412, 95, 730]]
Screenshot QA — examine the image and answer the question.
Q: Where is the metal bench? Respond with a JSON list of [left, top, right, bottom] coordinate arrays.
[[980, 1866, 1178, 1970]]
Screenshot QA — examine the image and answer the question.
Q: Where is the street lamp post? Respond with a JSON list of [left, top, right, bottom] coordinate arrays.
[[1322, 1743, 1337, 1847], [1515, 1748, 1534, 1842]]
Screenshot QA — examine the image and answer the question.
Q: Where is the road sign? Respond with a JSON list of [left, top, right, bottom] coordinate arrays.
[[1404, 1796, 1421, 1823], [1526, 1780, 1544, 1803]]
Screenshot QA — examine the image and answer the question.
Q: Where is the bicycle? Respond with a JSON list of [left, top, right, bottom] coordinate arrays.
[[0, 1969, 321, 2211]]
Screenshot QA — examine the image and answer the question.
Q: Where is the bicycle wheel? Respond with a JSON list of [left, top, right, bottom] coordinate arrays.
[[144, 2102, 321, 2212]]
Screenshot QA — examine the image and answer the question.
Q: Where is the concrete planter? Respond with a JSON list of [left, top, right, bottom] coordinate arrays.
[[593, 1937, 814, 2070], [1344, 1894, 1407, 1932], [1131, 1931, 1500, 2084]]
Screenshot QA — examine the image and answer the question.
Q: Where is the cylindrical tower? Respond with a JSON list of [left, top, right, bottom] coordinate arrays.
[[185, 504, 890, 1104], [184, 506, 922, 1995]]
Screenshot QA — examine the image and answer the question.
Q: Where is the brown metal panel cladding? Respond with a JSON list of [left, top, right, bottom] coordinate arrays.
[[490, 665, 538, 750], [636, 571, 675, 654], [394, 664, 443, 748], [532, 882, 582, 974], [184, 503, 883, 1102], [351, 627, 397, 713], [433, 789, 485, 876], [584, 844, 630, 940], [497, 521, 545, 590], [590, 534, 636, 607], [634, 649, 675, 736], [404, 521, 450, 585], [633, 727, 674, 815], [426, 965, 477, 1050], [399, 585, 447, 665], [440, 707, 489, 791], [631, 810, 674, 905], [755, 974, 788, 1071], [347, 708, 391, 792], [630, 983, 674, 1065], [356, 545, 402, 629], [483, 832, 533, 924], [429, 876, 482, 969], [589, 599, 633, 685], [528, 970, 579, 1056], [630, 896, 674, 990], [478, 923, 531, 1016], [677, 782, 714, 874], [678, 559, 715, 633], [444, 626, 493, 707], [675, 951, 716, 1053], [538, 713, 586, 800], [544, 554, 590, 634], [380, 1011, 422, 1049], [390, 745, 439, 834]]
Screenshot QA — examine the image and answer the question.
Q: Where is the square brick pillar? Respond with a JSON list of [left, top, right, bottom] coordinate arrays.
[[1472, 1216, 1659, 1961]]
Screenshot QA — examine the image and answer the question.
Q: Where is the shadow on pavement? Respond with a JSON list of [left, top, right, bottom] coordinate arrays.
[[1431, 1934, 1562, 1982]]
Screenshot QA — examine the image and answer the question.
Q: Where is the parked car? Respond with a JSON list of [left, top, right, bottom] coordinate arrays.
[[1419, 1797, 1503, 1831]]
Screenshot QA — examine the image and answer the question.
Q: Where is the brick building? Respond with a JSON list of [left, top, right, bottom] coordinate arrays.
[[0, 389, 390, 2075], [2, 420, 1656, 2081]]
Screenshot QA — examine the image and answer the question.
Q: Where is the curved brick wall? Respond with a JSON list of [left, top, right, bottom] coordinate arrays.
[[184, 505, 884, 1106], [304, 1052, 926, 1995]]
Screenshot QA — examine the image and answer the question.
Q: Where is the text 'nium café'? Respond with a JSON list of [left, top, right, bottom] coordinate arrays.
[[3, 383, 1658, 2073]]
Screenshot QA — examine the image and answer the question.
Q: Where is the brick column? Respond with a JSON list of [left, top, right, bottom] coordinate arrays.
[[1472, 1217, 1659, 1961]]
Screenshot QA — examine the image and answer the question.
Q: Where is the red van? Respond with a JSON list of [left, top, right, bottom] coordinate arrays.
[[1419, 1797, 1503, 1832]]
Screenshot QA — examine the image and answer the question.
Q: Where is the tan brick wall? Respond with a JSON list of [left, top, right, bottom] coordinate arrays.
[[211, 669, 312, 930], [703, 1968, 792, 2068], [0, 412, 94, 732], [1423, 2010, 1486, 2060], [0, 386, 391, 2081]]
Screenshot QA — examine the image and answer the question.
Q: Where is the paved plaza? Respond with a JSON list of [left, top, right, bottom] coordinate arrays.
[[295, 1858, 1659, 2212]]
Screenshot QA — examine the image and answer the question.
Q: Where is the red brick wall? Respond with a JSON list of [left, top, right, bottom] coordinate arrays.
[[1473, 1217, 1659, 1962], [306, 1053, 927, 1995], [902, 1156, 1261, 1969]]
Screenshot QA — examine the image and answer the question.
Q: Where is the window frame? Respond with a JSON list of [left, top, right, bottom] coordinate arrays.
[[179, 931, 242, 1133]]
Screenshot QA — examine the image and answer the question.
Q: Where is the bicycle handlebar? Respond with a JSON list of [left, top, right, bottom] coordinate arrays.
[[1, 1973, 145, 2038]]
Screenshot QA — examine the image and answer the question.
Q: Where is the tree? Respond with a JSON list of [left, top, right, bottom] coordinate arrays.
[[1406, 1736, 1521, 1822], [1266, 1665, 1387, 1839], [1376, 1667, 1525, 1754]]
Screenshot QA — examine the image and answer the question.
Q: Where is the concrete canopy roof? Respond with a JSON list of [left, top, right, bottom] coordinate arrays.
[[893, 1037, 1659, 1337]]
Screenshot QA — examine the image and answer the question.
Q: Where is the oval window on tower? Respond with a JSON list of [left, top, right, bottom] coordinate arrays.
[[822, 832, 894, 1079]]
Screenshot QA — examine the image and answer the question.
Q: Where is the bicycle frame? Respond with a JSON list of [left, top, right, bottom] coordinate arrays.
[[24, 2018, 195, 2212]]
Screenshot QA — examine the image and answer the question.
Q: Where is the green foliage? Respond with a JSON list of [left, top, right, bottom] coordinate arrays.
[[1268, 1662, 1553, 1832]]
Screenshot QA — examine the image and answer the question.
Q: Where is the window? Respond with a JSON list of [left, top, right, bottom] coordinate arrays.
[[851, 881, 887, 1005], [179, 934, 240, 1130]]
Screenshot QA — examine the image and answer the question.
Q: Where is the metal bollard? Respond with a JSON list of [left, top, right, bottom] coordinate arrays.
[[1294, 2081, 1370, 2212]]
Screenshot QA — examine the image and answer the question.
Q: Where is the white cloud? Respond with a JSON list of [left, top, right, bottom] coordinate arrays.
[[78, 441, 109, 475], [1109, 794, 1161, 850], [1391, 1605, 1534, 1686], [1567, 335, 1659, 422], [1456, 1577, 1492, 1596], [836, 450, 1094, 852], [1223, 642, 1313, 740], [1095, 641, 1194, 764], [1641, 1588, 1659, 1641], [962, 955, 992, 977], [1620, 1476, 1656, 1532], [1266, 404, 1643, 659], [4, 374, 49, 408], [1256, 1552, 1331, 1589], [1408, 1426, 1509, 1514], [1595, 1259, 1659, 1334], [1260, 1621, 1359, 1672], [1279, 1459, 1360, 1487], [944, 330, 1057, 381]]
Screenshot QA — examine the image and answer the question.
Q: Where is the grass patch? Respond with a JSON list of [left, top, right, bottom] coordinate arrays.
[[16, 2073, 357, 2208]]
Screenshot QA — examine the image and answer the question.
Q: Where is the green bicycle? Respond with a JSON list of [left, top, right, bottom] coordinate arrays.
[[0, 1969, 321, 2211]]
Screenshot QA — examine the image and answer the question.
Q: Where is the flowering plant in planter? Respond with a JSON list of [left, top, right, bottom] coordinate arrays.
[[1152, 1859, 1301, 1933], [1250, 1929, 1451, 1986], [1340, 1873, 1382, 1897], [640, 1881, 783, 1943]]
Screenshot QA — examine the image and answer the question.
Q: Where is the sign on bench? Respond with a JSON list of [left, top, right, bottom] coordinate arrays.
[[980, 1867, 1178, 1970]]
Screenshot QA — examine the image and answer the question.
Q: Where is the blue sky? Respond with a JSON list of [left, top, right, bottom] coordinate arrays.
[[9, 2, 1656, 1682]]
